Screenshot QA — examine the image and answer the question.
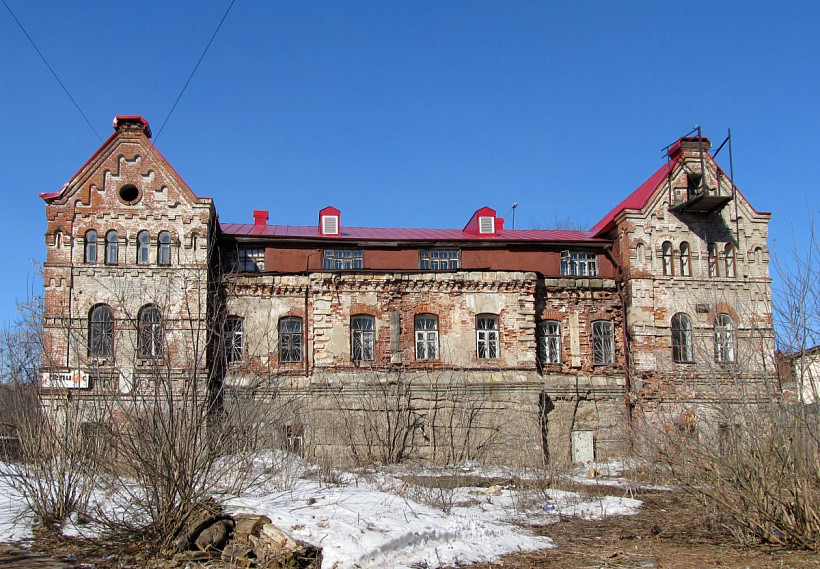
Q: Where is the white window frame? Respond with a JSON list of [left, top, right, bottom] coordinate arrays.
[[351, 315, 375, 361], [476, 314, 499, 359], [560, 251, 598, 276], [324, 249, 363, 270], [419, 250, 459, 270], [714, 313, 735, 363], [592, 320, 614, 365], [538, 320, 561, 365], [414, 314, 439, 360]]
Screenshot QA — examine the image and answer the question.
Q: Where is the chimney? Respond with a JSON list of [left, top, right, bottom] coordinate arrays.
[[113, 115, 152, 138], [668, 136, 711, 159], [253, 210, 269, 226]]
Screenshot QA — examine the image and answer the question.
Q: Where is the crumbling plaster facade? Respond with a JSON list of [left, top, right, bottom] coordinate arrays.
[[39, 117, 775, 466]]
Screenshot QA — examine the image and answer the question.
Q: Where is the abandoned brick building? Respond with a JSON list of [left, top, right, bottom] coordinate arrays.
[[39, 116, 775, 465]]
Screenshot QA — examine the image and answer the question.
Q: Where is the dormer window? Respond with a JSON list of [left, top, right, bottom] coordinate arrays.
[[479, 216, 495, 234], [319, 206, 341, 236]]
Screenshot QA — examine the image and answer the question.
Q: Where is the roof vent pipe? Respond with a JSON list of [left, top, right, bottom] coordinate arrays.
[[253, 210, 269, 226]]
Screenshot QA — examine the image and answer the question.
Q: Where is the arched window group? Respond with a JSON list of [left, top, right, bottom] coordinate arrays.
[[661, 241, 692, 277], [669, 312, 736, 364], [83, 229, 174, 265], [86, 304, 165, 359]]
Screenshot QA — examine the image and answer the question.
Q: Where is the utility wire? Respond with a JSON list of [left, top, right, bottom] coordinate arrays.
[[2, 0, 103, 141], [155, 0, 236, 141]]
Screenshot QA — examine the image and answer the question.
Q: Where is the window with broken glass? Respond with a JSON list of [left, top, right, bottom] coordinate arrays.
[[560, 251, 598, 276], [351, 315, 375, 361], [324, 249, 363, 270], [419, 250, 459, 270], [592, 320, 614, 365], [476, 314, 499, 359], [415, 314, 439, 360], [714, 313, 735, 363]]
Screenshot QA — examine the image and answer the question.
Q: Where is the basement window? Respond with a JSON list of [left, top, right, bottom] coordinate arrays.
[[324, 249, 363, 270], [419, 250, 459, 270], [560, 251, 598, 276]]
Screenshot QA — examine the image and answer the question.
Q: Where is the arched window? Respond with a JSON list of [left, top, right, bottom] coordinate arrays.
[[671, 313, 693, 363], [592, 320, 614, 365], [88, 304, 113, 357], [679, 242, 692, 277], [137, 231, 150, 265], [351, 315, 375, 361], [476, 314, 499, 359], [138, 305, 163, 357], [754, 246, 763, 265], [54, 231, 63, 249], [279, 317, 303, 363], [724, 243, 736, 278], [224, 316, 243, 363], [105, 230, 118, 265], [708, 242, 719, 277], [714, 313, 735, 363], [158, 231, 171, 266], [537, 320, 561, 364], [415, 314, 439, 360], [85, 230, 97, 263], [661, 241, 673, 276]]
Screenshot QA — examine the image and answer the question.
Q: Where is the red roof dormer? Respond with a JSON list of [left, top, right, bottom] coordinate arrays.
[[319, 206, 340, 236], [463, 207, 504, 236]]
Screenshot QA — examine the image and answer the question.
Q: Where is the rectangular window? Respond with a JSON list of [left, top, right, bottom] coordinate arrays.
[[592, 320, 614, 365], [415, 315, 439, 360], [279, 317, 303, 363], [225, 248, 265, 272], [476, 314, 499, 359], [351, 315, 375, 361], [324, 249, 363, 270], [419, 250, 459, 270], [538, 320, 561, 364], [560, 251, 598, 276]]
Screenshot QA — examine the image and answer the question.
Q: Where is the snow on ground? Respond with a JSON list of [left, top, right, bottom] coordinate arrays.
[[0, 471, 34, 542], [0, 457, 643, 569]]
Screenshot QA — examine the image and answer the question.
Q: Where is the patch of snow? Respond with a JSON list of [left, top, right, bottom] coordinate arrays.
[[0, 468, 34, 542]]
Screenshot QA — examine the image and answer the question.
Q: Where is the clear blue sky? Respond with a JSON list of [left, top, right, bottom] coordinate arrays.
[[1, 1, 818, 325]]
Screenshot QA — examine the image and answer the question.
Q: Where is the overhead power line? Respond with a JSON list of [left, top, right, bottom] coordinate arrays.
[[155, 0, 237, 141], [2, 0, 103, 142]]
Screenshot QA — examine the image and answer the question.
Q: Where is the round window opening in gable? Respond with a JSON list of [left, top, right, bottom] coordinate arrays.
[[118, 184, 140, 204]]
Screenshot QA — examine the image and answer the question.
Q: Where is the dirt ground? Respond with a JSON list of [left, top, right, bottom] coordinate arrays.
[[8, 487, 820, 568], [447, 489, 819, 569]]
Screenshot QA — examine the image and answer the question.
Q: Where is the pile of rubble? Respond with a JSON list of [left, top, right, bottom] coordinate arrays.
[[173, 501, 321, 569]]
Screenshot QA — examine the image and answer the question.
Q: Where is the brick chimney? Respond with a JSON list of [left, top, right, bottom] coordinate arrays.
[[668, 136, 711, 159], [113, 115, 152, 138]]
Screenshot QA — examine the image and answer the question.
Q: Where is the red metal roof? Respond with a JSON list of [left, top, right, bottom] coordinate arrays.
[[220, 222, 605, 243], [590, 159, 676, 237]]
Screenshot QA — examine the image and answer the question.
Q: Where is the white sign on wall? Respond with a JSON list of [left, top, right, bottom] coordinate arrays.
[[41, 371, 90, 389]]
